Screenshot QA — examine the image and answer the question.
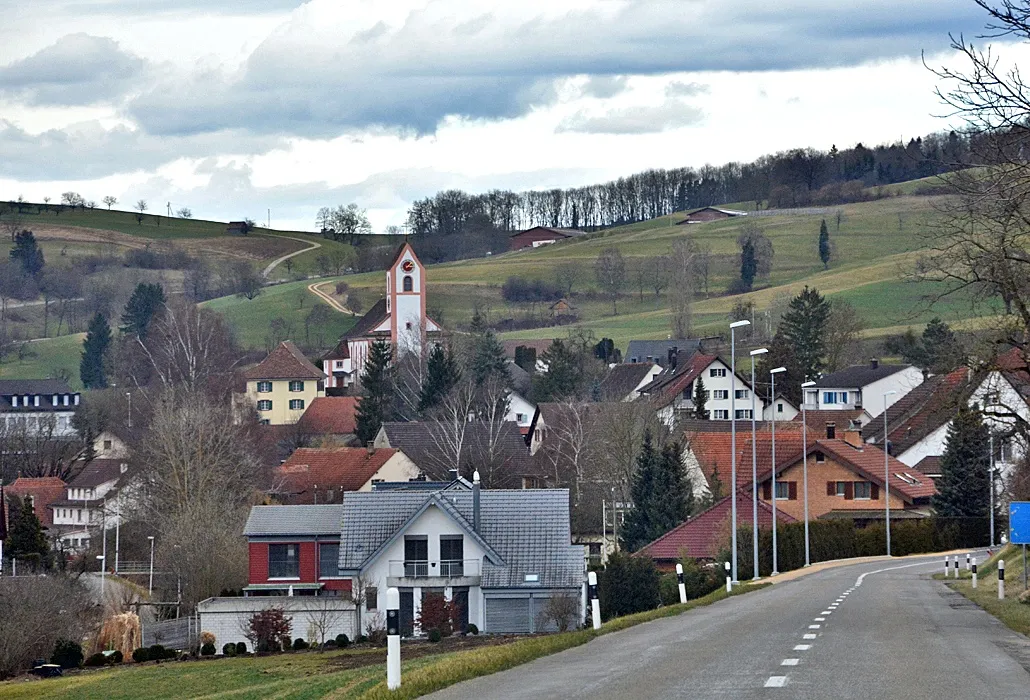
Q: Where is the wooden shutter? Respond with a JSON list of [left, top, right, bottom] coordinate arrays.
[[826, 481, 835, 496], [844, 481, 854, 500], [788, 482, 798, 500], [763, 482, 772, 500], [870, 484, 880, 501]]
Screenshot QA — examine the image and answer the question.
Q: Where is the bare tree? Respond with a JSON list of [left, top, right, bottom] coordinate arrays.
[[594, 247, 626, 315], [0, 210, 23, 242], [134, 199, 148, 225], [823, 299, 865, 373], [535, 400, 590, 505], [538, 593, 579, 632], [303, 597, 354, 650], [669, 239, 697, 339], [426, 381, 477, 477], [694, 242, 712, 298], [648, 256, 672, 298], [554, 260, 581, 298], [102, 195, 118, 210], [177, 207, 192, 219]]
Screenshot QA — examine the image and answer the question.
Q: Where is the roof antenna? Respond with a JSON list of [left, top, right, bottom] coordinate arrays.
[[473, 471, 481, 533]]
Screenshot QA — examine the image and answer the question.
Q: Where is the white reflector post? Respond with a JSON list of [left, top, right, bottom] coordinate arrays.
[[386, 587, 401, 690]]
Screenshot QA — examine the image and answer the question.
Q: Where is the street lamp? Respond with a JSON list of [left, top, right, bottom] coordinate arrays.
[[801, 381, 816, 566], [729, 319, 751, 584], [990, 433, 996, 548], [769, 367, 787, 575], [883, 390, 897, 556], [147, 536, 155, 596], [96, 554, 106, 599], [749, 347, 768, 580]]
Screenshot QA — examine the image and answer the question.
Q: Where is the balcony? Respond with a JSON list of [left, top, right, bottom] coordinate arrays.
[[386, 559, 482, 587]]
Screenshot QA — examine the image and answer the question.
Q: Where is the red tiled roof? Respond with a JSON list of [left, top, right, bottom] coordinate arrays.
[[862, 367, 969, 455], [808, 440, 937, 501], [273, 447, 399, 503], [6, 477, 67, 527], [639, 353, 717, 407], [297, 397, 359, 436], [688, 427, 806, 493], [637, 496, 796, 561], [243, 341, 326, 381]]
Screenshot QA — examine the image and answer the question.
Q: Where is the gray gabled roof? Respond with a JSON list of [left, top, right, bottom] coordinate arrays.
[[244, 504, 345, 537], [811, 363, 913, 388], [338, 488, 583, 589], [625, 339, 701, 365]]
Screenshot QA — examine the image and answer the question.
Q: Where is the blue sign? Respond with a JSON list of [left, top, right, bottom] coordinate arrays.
[[1009, 502, 1030, 544]]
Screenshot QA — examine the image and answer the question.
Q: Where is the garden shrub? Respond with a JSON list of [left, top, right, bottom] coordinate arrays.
[[466, 624, 479, 636], [148, 645, 168, 661], [335, 633, 350, 648], [200, 643, 216, 657], [598, 552, 660, 620], [235, 642, 248, 655], [199, 631, 216, 647], [222, 643, 236, 657], [51, 639, 84, 669], [292, 638, 308, 651], [427, 629, 442, 643], [110, 650, 123, 664], [281, 636, 292, 652], [84, 653, 108, 667], [247, 607, 291, 653], [132, 647, 150, 663]]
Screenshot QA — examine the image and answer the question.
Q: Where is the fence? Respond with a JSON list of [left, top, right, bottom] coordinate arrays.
[[141, 615, 200, 652]]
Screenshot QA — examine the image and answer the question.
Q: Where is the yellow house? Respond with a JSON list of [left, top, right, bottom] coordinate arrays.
[[244, 341, 326, 425]]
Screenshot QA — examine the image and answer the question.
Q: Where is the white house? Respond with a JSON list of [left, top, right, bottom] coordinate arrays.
[[0, 379, 80, 437], [598, 363, 663, 402], [505, 390, 536, 436], [49, 459, 131, 551], [338, 477, 584, 636], [806, 360, 924, 418]]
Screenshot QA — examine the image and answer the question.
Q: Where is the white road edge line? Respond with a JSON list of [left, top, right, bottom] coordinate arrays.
[[781, 659, 800, 666], [765, 676, 788, 688], [854, 558, 951, 587]]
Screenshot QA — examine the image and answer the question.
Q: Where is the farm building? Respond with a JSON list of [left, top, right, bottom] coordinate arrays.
[[676, 207, 747, 224], [509, 226, 585, 250]]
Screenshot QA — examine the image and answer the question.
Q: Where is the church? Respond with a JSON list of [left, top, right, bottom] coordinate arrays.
[[321, 243, 442, 391]]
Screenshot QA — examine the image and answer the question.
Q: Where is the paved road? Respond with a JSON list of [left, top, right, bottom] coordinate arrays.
[[430, 552, 1030, 699]]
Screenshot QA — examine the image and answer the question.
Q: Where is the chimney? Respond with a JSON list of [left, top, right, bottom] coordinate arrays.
[[843, 429, 863, 449], [871, 358, 879, 369], [448, 468, 458, 482], [366, 442, 375, 456], [668, 347, 678, 370], [472, 470, 481, 533], [826, 422, 836, 440]]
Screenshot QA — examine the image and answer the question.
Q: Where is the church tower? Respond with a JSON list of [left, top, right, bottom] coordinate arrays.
[[387, 243, 427, 355]]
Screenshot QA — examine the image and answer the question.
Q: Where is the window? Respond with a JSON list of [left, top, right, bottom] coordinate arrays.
[[840, 392, 848, 404], [823, 391, 838, 404], [289, 399, 305, 410], [440, 536, 464, 576], [815, 451, 825, 463], [735, 389, 749, 399], [403, 275, 413, 292], [404, 537, 428, 577], [366, 586, 378, 610], [712, 390, 729, 400], [854, 481, 872, 499], [103, 440, 112, 450], [257, 400, 272, 411], [735, 409, 753, 420], [777, 402, 784, 413], [319, 542, 340, 578], [775, 482, 790, 500], [712, 410, 729, 419], [257, 381, 273, 393], [516, 413, 527, 423], [335, 360, 344, 368], [268, 544, 300, 579], [836, 481, 847, 497], [288, 380, 304, 392], [710, 368, 727, 377]]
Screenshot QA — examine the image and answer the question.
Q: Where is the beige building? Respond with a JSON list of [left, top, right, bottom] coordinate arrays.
[[244, 341, 326, 426]]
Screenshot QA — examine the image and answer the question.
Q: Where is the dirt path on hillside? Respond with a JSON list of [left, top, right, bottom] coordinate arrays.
[[259, 233, 321, 277], [308, 280, 357, 315], [29, 224, 150, 248]]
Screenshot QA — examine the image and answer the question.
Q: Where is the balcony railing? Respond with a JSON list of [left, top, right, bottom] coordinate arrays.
[[388, 559, 481, 579]]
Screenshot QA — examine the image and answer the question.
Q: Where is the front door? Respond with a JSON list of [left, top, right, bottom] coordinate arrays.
[[399, 590, 414, 637], [452, 587, 470, 633]]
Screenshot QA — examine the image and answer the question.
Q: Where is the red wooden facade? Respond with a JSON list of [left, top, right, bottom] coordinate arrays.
[[247, 540, 351, 593]]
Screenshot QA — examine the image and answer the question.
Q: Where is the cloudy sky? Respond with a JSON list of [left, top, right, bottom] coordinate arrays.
[[0, 0, 1016, 232]]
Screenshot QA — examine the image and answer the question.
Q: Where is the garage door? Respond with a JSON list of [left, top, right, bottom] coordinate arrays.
[[531, 596, 558, 633], [484, 596, 531, 634]]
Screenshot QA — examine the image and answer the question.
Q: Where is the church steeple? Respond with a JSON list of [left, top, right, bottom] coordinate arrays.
[[387, 243, 426, 354]]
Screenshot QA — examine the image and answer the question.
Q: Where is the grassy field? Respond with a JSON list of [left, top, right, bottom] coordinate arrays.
[[0, 334, 84, 389], [202, 279, 356, 351]]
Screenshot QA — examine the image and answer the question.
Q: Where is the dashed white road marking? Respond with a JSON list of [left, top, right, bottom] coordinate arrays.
[[821, 611, 832, 615], [764, 676, 788, 688], [808, 624, 821, 629], [781, 659, 799, 666], [803, 633, 817, 639], [814, 617, 826, 621], [794, 644, 811, 651]]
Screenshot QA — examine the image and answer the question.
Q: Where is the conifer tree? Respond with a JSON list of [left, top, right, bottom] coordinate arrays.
[[740, 239, 757, 291], [6, 495, 49, 560], [419, 344, 460, 414], [818, 219, 831, 269], [621, 434, 692, 552], [10, 230, 44, 277], [120, 282, 166, 339], [693, 376, 708, 419], [532, 339, 584, 402], [778, 286, 830, 381], [471, 329, 510, 388], [921, 317, 962, 374], [355, 338, 395, 445], [80, 312, 111, 389], [932, 407, 990, 517]]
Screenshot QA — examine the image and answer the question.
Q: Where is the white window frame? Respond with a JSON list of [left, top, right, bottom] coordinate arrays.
[[712, 409, 729, 420], [256, 381, 273, 393], [288, 380, 305, 392], [289, 399, 305, 411], [257, 400, 272, 412], [710, 368, 727, 378]]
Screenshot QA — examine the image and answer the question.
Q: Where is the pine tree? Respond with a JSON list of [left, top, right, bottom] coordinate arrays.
[[693, 376, 709, 419], [818, 219, 831, 269], [80, 312, 111, 389], [6, 495, 49, 560], [471, 329, 510, 388], [921, 317, 962, 374], [621, 434, 692, 552], [10, 230, 44, 277], [932, 407, 990, 517], [419, 344, 460, 414], [740, 239, 757, 291], [532, 339, 584, 402], [355, 338, 395, 445], [778, 286, 830, 381], [120, 282, 166, 339]]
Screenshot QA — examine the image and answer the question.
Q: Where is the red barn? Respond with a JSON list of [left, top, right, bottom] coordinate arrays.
[[509, 226, 584, 251]]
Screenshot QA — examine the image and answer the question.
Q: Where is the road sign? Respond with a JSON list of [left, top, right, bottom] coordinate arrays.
[[1009, 502, 1030, 544]]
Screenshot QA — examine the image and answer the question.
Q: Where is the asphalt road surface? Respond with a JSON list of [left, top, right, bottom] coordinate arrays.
[[429, 552, 1030, 699]]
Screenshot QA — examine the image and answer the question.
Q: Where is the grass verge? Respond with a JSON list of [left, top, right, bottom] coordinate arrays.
[[940, 545, 1030, 637], [357, 583, 769, 700]]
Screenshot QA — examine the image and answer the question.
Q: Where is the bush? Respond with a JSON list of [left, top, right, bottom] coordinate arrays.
[[222, 643, 236, 657], [51, 639, 84, 669], [199, 631, 216, 647], [598, 552, 661, 621], [292, 638, 309, 651], [149, 645, 170, 662], [85, 652, 108, 667], [110, 650, 123, 664], [335, 281, 349, 295], [502, 276, 563, 304], [416, 592, 456, 637], [235, 642, 247, 655], [466, 624, 479, 636], [355, 635, 368, 644], [200, 643, 216, 657], [132, 647, 150, 663], [335, 633, 350, 648], [323, 640, 337, 649], [427, 629, 442, 643], [281, 636, 292, 652], [247, 607, 291, 653], [538, 594, 579, 632]]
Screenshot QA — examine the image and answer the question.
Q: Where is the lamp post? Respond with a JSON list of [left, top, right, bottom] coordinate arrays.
[[147, 536, 155, 595], [990, 432, 995, 548], [883, 390, 897, 556], [770, 366, 786, 575], [749, 347, 768, 580], [729, 319, 751, 584], [97, 554, 106, 600], [801, 381, 816, 566]]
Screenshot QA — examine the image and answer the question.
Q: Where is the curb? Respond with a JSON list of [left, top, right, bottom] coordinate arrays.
[[761, 548, 981, 585]]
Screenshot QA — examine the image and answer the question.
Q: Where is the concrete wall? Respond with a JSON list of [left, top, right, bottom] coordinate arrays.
[[198, 597, 357, 648]]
